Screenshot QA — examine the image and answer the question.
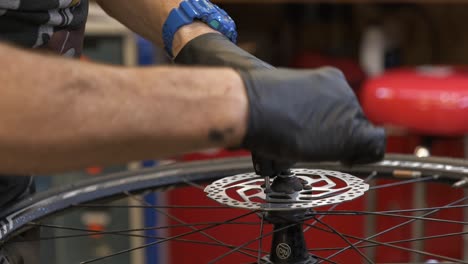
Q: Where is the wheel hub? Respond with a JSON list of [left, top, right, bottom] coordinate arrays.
[[260, 210, 319, 264]]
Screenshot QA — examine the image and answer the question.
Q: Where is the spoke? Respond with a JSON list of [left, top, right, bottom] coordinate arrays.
[[311, 246, 363, 252], [305, 203, 340, 232], [207, 222, 301, 263], [313, 256, 338, 264], [257, 213, 265, 263], [80, 210, 258, 264], [362, 211, 467, 225], [305, 171, 378, 232], [313, 217, 374, 263], [124, 192, 258, 260], [308, 223, 466, 263], [75, 204, 232, 209], [23, 222, 265, 254], [207, 217, 341, 264], [313, 204, 468, 216], [373, 230, 468, 247], [311, 211, 467, 225], [322, 196, 468, 262], [309, 230, 468, 252], [378, 204, 468, 214], [32, 221, 258, 230], [383, 230, 465, 250], [369, 176, 434, 190], [364, 171, 379, 183], [149, 237, 265, 254], [24, 221, 258, 240], [182, 178, 206, 190]]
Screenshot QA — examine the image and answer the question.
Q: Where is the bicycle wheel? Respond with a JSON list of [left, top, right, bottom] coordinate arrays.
[[0, 154, 467, 264]]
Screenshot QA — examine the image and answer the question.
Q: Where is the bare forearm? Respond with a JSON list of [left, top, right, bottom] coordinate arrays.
[[0, 44, 247, 174], [95, 0, 219, 56]]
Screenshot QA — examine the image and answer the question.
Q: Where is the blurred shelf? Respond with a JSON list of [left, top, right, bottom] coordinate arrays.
[[85, 3, 138, 66], [86, 2, 129, 35]]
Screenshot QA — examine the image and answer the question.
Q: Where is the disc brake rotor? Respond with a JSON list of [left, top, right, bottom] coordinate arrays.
[[205, 169, 369, 211]]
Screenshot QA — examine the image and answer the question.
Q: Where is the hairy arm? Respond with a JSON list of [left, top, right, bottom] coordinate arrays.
[[0, 44, 247, 174], [95, 0, 220, 57]]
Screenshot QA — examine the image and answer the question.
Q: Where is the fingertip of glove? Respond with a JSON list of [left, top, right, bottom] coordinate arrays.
[[344, 125, 386, 166], [319, 66, 346, 80], [364, 125, 387, 163]]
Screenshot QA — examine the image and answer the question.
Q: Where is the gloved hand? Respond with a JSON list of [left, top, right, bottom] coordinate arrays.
[[239, 67, 385, 164], [176, 33, 291, 175], [176, 33, 385, 164]]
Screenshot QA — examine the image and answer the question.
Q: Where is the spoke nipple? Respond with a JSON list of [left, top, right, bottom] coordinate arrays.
[[393, 170, 422, 178], [453, 178, 468, 188]]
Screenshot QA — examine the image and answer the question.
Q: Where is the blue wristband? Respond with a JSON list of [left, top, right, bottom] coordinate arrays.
[[162, 0, 237, 58]]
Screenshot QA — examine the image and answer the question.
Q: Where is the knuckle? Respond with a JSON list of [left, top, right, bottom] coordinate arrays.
[[320, 66, 346, 79]]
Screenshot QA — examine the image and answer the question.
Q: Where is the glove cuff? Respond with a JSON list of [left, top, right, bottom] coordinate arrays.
[[235, 69, 261, 152], [175, 33, 274, 69]]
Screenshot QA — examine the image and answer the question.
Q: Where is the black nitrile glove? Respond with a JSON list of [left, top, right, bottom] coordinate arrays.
[[176, 33, 385, 164], [239, 67, 385, 164], [175, 33, 272, 69]]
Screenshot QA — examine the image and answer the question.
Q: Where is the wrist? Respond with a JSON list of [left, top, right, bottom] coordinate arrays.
[[146, 66, 248, 149]]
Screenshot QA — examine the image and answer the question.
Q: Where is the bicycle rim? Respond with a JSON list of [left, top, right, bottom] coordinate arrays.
[[0, 154, 467, 264]]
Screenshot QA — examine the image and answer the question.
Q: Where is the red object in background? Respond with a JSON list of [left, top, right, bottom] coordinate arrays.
[[291, 52, 366, 89], [361, 66, 468, 135], [87, 223, 105, 239], [86, 166, 103, 175]]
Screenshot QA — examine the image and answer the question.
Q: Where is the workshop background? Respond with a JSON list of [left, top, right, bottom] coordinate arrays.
[[35, 1, 468, 263]]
